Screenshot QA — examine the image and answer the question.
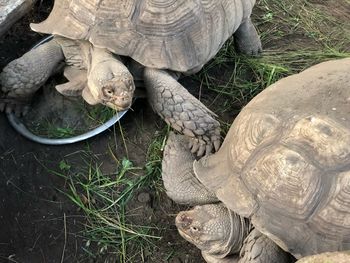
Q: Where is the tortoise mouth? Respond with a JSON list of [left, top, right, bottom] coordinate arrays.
[[177, 228, 194, 241], [104, 95, 133, 111], [100, 78, 135, 111], [176, 227, 202, 246]]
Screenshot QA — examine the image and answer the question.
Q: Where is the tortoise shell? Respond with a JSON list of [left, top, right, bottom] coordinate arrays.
[[30, 0, 255, 73], [193, 58, 350, 259]]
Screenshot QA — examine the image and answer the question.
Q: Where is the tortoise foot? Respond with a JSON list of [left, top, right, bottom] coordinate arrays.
[[234, 18, 262, 56], [0, 96, 31, 116]]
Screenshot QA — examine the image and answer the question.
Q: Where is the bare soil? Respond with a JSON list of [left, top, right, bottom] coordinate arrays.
[[0, 0, 349, 263]]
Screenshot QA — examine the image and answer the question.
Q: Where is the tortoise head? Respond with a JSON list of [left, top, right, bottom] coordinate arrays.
[[86, 53, 135, 111], [175, 204, 246, 258]]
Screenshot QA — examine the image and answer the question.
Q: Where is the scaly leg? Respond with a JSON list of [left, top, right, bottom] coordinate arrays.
[[238, 229, 293, 263], [144, 67, 221, 156], [0, 39, 64, 115], [162, 132, 218, 204]]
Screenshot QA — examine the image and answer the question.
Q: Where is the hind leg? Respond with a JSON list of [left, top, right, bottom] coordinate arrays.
[[234, 18, 262, 55], [0, 39, 64, 115]]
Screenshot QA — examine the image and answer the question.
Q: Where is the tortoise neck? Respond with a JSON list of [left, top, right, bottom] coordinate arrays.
[[228, 211, 251, 254], [90, 46, 122, 70]]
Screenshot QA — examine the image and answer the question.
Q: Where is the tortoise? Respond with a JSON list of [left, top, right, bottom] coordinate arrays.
[[0, 0, 262, 155], [161, 58, 350, 262], [296, 251, 350, 263]]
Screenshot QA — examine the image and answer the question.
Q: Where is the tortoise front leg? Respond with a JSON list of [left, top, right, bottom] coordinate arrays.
[[0, 39, 64, 115], [238, 229, 292, 263], [144, 67, 221, 156], [162, 132, 218, 204]]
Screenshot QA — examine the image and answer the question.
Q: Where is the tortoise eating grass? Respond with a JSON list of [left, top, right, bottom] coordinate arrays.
[[0, 0, 262, 155], [162, 58, 350, 262]]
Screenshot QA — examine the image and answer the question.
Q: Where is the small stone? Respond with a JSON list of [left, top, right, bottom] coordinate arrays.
[[137, 192, 151, 203]]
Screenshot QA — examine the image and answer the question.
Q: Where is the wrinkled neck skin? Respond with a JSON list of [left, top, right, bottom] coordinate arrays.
[[89, 46, 120, 71], [208, 210, 251, 258]]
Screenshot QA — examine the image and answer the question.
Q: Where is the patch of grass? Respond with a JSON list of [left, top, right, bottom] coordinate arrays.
[[144, 126, 170, 197], [256, 0, 350, 51], [52, 155, 161, 262], [195, 0, 350, 130], [85, 103, 116, 125], [26, 100, 118, 139], [28, 119, 78, 138], [50, 126, 169, 262]]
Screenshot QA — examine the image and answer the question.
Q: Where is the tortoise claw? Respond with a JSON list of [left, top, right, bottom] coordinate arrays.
[[205, 144, 213, 155], [0, 102, 5, 112], [0, 97, 31, 116], [189, 136, 221, 157], [197, 144, 206, 157], [190, 139, 200, 154], [213, 137, 221, 152]]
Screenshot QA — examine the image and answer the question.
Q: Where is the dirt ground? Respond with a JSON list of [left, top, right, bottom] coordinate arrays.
[[0, 0, 349, 263]]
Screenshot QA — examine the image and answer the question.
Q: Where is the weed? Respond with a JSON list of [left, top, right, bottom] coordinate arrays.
[[28, 119, 78, 138], [194, 0, 350, 127], [50, 125, 169, 262], [85, 104, 116, 125], [54, 155, 162, 262]]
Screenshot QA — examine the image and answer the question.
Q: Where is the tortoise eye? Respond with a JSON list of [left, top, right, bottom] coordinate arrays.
[[104, 87, 114, 96], [190, 226, 199, 232]]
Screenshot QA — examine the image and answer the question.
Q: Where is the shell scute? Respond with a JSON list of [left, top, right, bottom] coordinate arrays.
[[244, 146, 322, 220], [228, 113, 280, 171], [308, 170, 350, 241], [135, 1, 201, 37], [283, 116, 350, 168]]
